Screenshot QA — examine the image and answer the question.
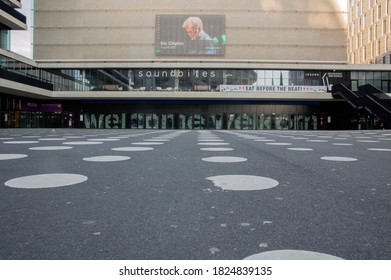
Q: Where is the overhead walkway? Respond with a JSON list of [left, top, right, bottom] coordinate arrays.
[[332, 83, 391, 128]]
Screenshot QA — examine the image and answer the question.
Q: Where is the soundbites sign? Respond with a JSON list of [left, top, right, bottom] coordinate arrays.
[[219, 85, 328, 93]]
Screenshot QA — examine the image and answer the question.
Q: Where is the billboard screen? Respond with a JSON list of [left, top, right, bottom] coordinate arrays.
[[155, 15, 226, 56]]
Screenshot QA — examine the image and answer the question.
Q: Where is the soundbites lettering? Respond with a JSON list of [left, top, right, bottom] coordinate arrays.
[[137, 70, 216, 79]]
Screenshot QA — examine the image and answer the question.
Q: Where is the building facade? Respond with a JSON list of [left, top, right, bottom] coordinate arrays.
[[348, 0, 391, 64], [0, 0, 26, 50], [33, 0, 347, 62], [1, 0, 391, 130]]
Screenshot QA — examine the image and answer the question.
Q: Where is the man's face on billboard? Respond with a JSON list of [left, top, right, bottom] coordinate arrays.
[[185, 25, 199, 40]]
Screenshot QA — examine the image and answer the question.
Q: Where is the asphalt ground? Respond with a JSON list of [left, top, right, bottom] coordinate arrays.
[[0, 128, 390, 260]]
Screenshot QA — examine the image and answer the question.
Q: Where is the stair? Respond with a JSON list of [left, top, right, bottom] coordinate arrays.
[[332, 83, 391, 128]]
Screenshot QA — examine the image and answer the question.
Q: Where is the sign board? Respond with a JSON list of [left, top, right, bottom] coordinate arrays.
[[219, 85, 328, 93], [155, 15, 226, 56]]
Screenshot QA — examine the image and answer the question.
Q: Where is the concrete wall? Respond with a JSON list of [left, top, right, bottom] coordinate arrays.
[[33, 0, 347, 62]]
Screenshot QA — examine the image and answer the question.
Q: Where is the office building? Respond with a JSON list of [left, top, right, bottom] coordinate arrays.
[[0, 0, 26, 50], [1, 0, 390, 129], [348, 0, 391, 64]]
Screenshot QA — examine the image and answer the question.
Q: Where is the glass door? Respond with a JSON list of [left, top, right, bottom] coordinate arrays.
[[131, 113, 138, 128], [215, 114, 223, 129], [137, 113, 145, 129], [162, 114, 173, 129], [227, 114, 241, 129]]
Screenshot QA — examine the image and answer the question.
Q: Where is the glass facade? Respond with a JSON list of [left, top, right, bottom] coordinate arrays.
[[1, 53, 390, 130], [0, 28, 10, 50], [350, 71, 391, 91], [2, 54, 391, 93]]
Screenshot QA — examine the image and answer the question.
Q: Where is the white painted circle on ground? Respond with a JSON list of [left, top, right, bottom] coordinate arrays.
[[321, 156, 358, 162], [367, 148, 391, 152], [202, 156, 247, 163], [64, 136, 86, 139], [244, 250, 342, 260], [357, 140, 380, 143], [112, 147, 154, 152], [197, 142, 230, 146], [62, 141, 103, 145], [144, 139, 170, 142], [83, 156, 130, 162], [38, 138, 67, 141], [131, 142, 164, 145], [266, 143, 292, 146], [287, 148, 314, 151], [200, 148, 234, 152], [29, 146, 73, 151], [5, 173, 88, 189], [206, 175, 279, 191], [3, 141, 39, 144], [0, 154, 28, 160], [87, 138, 120, 142], [307, 140, 328, 143], [108, 136, 130, 139]]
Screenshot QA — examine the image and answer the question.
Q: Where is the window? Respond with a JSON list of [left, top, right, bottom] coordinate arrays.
[[378, 5, 382, 20], [362, 32, 364, 46], [371, 42, 374, 57], [363, 48, 367, 62], [383, 19, 387, 34], [377, 40, 381, 55], [0, 30, 10, 51], [369, 26, 373, 41], [363, 14, 366, 28], [357, 3, 361, 17], [358, 33, 361, 48]]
